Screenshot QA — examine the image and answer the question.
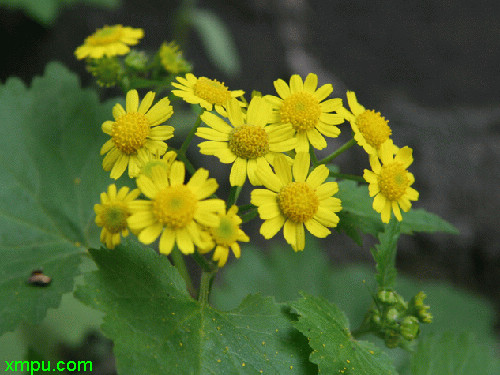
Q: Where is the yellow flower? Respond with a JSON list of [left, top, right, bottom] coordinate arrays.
[[363, 141, 419, 223], [197, 97, 296, 186], [172, 73, 244, 112], [199, 205, 250, 267], [100, 89, 174, 179], [338, 91, 394, 157], [127, 161, 225, 255], [251, 153, 342, 251], [75, 25, 144, 60], [94, 184, 140, 249], [139, 150, 177, 178], [265, 73, 344, 152]]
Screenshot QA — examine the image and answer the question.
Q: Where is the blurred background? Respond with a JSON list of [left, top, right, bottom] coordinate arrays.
[[1, 0, 499, 371]]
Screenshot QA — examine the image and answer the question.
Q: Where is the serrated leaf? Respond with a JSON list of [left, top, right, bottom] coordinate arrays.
[[371, 219, 400, 289], [291, 292, 397, 375], [190, 8, 241, 77], [0, 62, 117, 335], [0, 0, 119, 25], [336, 180, 458, 244], [75, 240, 315, 375], [411, 331, 500, 375]]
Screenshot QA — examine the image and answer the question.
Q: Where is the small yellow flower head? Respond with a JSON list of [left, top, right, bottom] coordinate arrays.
[[172, 73, 245, 112], [127, 162, 225, 255], [94, 184, 140, 249], [265, 73, 344, 152], [75, 25, 144, 60], [100, 89, 174, 179], [363, 141, 419, 223], [199, 205, 250, 267], [251, 153, 342, 251], [86, 56, 123, 87], [197, 97, 296, 186], [139, 150, 177, 178], [159, 42, 192, 74], [338, 91, 394, 156]]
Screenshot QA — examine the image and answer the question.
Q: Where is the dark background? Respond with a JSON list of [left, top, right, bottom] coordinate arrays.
[[1, 0, 499, 332]]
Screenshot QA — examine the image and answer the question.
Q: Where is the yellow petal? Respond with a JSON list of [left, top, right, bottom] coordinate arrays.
[[305, 218, 331, 238], [229, 157, 247, 186], [260, 215, 285, 239], [274, 79, 291, 99], [110, 154, 128, 179], [176, 228, 195, 254], [293, 152, 310, 183], [138, 91, 155, 114], [306, 165, 329, 189], [138, 222, 163, 244], [307, 128, 327, 150], [126, 89, 139, 113], [159, 228, 176, 255]]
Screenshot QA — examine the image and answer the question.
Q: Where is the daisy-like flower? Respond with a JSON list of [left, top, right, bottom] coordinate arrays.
[[127, 161, 225, 255], [363, 141, 419, 223], [251, 153, 342, 251], [172, 73, 244, 112], [265, 73, 344, 152], [75, 25, 144, 60], [198, 205, 250, 267], [94, 184, 140, 249], [338, 91, 394, 157], [197, 97, 296, 186], [100, 89, 174, 179], [159, 42, 192, 74]]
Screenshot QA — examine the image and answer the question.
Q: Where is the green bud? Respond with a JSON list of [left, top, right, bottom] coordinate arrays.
[[158, 42, 191, 74], [400, 316, 420, 340], [125, 50, 149, 70], [409, 291, 432, 323], [377, 290, 398, 304], [385, 308, 399, 322], [86, 57, 123, 87]]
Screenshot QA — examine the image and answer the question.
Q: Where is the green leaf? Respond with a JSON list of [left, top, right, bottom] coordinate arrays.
[[189, 8, 241, 77], [75, 240, 315, 375], [291, 292, 397, 375], [0, 0, 119, 25], [411, 332, 500, 375], [336, 181, 458, 245], [371, 219, 401, 289], [0, 62, 116, 335]]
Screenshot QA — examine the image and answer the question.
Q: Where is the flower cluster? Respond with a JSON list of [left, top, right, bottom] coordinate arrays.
[[80, 25, 419, 267]]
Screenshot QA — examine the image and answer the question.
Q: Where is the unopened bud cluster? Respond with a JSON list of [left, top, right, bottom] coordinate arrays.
[[367, 289, 432, 348]]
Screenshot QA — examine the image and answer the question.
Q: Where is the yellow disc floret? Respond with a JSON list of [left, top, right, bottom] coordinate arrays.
[[280, 92, 321, 131], [229, 125, 269, 159], [152, 185, 197, 228], [278, 182, 319, 223], [356, 110, 391, 149], [378, 162, 409, 201], [193, 77, 231, 106], [111, 112, 150, 154]]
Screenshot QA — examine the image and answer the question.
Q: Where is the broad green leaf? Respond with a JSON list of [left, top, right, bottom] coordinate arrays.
[[336, 180, 458, 244], [0, 62, 116, 335], [411, 332, 500, 375], [291, 292, 398, 375], [75, 240, 315, 375], [190, 8, 241, 77], [0, 0, 119, 25], [371, 219, 400, 289]]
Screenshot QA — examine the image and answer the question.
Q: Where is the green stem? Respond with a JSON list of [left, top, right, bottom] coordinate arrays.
[[171, 247, 195, 296], [328, 171, 365, 182], [227, 186, 242, 207], [198, 270, 216, 306], [318, 138, 356, 165], [191, 251, 216, 273], [179, 111, 202, 157], [175, 150, 197, 175]]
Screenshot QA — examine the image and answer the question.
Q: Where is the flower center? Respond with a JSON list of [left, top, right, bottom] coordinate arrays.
[[228, 125, 269, 159], [103, 203, 129, 233], [280, 92, 321, 131], [152, 185, 197, 229], [88, 26, 122, 45], [112, 112, 150, 154], [278, 182, 319, 223], [211, 216, 239, 246], [378, 162, 409, 201], [193, 77, 231, 106], [356, 110, 391, 149]]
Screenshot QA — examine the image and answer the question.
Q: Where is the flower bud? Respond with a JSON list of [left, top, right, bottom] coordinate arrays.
[[400, 316, 420, 340]]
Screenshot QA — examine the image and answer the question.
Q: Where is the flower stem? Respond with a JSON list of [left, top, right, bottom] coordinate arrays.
[[198, 269, 216, 306], [170, 247, 195, 296], [318, 138, 356, 165], [179, 111, 203, 157], [227, 186, 242, 207]]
